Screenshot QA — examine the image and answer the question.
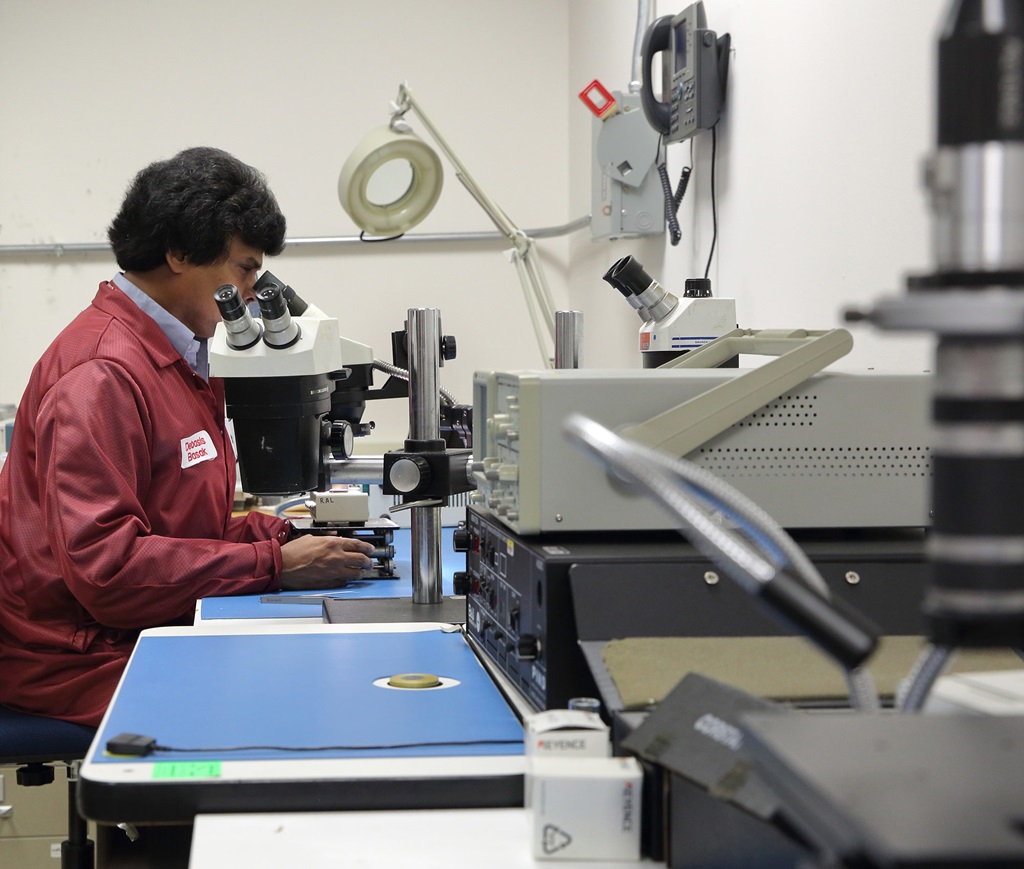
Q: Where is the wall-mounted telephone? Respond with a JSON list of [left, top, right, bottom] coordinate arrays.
[[641, 1, 731, 143]]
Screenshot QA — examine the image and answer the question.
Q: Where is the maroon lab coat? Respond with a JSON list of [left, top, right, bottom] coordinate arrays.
[[0, 282, 288, 725]]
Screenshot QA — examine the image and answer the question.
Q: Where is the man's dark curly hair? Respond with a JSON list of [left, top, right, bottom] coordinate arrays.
[[107, 146, 287, 271]]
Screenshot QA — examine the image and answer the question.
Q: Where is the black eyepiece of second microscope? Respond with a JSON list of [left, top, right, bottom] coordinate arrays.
[[603, 255, 654, 297]]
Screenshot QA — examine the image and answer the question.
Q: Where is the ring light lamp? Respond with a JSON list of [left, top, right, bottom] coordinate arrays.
[[338, 124, 443, 236], [339, 83, 558, 365]]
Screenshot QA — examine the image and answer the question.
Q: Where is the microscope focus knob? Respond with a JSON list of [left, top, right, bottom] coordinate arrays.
[[441, 334, 457, 361], [329, 420, 356, 459], [389, 456, 432, 493]]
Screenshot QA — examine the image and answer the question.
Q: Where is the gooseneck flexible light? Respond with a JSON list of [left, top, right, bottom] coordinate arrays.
[[339, 83, 557, 365]]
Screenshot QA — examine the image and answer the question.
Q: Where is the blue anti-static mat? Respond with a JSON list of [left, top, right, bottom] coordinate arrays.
[[93, 630, 522, 764]]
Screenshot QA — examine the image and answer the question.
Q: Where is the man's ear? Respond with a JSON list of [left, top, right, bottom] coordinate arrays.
[[166, 251, 188, 274]]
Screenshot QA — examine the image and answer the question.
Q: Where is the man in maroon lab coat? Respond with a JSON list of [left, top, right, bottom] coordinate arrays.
[[0, 147, 374, 726]]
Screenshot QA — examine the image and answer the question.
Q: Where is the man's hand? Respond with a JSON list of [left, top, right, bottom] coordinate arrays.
[[279, 535, 376, 589]]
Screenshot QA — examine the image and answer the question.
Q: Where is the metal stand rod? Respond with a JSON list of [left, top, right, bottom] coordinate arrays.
[[554, 310, 584, 369], [407, 308, 443, 604], [326, 456, 385, 485]]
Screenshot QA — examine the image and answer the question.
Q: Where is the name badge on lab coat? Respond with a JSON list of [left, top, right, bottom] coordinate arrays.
[[180, 430, 219, 469]]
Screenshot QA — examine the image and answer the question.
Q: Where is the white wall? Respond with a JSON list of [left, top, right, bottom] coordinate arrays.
[[0, 0, 572, 445], [567, 0, 941, 374], [1, 0, 945, 449]]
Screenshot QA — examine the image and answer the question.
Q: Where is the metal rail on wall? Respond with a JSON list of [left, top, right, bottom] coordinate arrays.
[[0, 217, 590, 259]]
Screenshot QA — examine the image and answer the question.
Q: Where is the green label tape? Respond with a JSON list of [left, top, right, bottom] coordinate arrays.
[[151, 761, 222, 780]]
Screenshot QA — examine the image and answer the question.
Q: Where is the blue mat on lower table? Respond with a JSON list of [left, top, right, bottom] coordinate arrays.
[[92, 629, 522, 764]]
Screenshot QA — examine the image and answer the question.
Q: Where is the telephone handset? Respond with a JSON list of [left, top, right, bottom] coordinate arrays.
[[641, 1, 731, 143]]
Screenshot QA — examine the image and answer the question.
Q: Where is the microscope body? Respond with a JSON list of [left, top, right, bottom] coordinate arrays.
[[210, 287, 375, 497], [603, 255, 736, 367], [210, 275, 474, 543]]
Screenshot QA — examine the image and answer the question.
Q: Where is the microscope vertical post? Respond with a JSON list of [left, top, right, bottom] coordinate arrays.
[[407, 307, 444, 604]]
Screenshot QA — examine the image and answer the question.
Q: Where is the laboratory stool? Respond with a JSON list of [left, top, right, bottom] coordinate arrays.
[[0, 704, 97, 868]]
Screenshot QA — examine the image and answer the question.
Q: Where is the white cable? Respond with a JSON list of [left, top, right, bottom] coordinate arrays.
[[846, 667, 881, 713], [897, 644, 954, 712], [274, 497, 309, 518]]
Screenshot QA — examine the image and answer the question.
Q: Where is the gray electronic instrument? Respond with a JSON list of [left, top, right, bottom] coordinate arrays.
[[464, 505, 928, 713], [471, 366, 933, 535]]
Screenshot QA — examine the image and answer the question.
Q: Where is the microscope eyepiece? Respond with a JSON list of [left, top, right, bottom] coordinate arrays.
[[256, 285, 288, 320], [215, 283, 244, 312], [256, 285, 301, 348], [604, 255, 654, 297], [254, 271, 309, 316], [602, 265, 636, 298], [604, 257, 652, 320], [214, 284, 263, 350], [604, 255, 678, 322]]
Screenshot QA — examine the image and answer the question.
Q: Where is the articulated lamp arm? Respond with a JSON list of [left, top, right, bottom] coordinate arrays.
[[391, 84, 517, 241], [390, 84, 557, 364]]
